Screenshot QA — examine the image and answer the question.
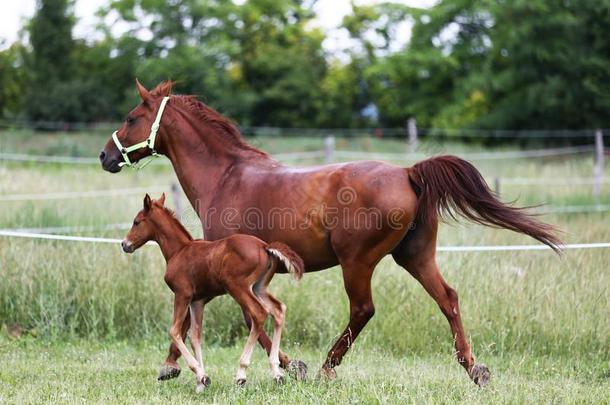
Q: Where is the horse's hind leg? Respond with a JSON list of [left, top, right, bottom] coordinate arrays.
[[392, 227, 490, 386]]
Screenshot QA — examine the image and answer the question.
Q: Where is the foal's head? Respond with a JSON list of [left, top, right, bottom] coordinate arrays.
[[121, 193, 168, 253]]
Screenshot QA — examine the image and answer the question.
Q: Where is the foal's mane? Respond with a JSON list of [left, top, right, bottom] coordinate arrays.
[[151, 81, 268, 157], [155, 204, 193, 241]]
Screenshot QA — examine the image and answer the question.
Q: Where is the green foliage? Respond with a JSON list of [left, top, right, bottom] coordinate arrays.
[[356, 0, 610, 130], [22, 0, 76, 121], [4, 0, 610, 132], [0, 44, 26, 117]]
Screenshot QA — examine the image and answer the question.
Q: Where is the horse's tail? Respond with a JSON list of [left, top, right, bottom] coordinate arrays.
[[408, 155, 562, 253], [266, 242, 305, 280]]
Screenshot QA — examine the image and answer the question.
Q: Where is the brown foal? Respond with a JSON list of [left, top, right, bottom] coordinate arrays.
[[121, 193, 304, 391], [102, 81, 562, 387]]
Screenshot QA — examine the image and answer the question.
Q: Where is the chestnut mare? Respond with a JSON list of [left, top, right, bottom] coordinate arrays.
[[100, 81, 561, 386], [121, 193, 304, 391]]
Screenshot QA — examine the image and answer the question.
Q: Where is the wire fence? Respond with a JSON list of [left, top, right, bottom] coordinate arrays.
[[0, 144, 601, 165], [1, 229, 608, 252], [1, 118, 609, 139]]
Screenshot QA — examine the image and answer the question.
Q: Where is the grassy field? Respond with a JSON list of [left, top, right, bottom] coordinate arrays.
[[0, 130, 609, 402], [1, 338, 608, 404]]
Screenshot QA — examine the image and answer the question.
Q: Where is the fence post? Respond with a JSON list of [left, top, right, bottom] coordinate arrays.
[[593, 129, 605, 198], [494, 177, 501, 196], [325, 135, 335, 164], [407, 118, 418, 154], [171, 182, 182, 218]]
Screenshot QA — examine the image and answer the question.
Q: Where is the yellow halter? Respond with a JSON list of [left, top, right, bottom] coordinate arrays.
[[111, 96, 170, 169]]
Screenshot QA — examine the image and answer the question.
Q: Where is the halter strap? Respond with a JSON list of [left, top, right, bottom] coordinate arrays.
[[112, 96, 170, 169]]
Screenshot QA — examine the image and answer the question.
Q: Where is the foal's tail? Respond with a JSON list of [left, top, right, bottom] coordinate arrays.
[[408, 155, 563, 253], [266, 242, 305, 280]]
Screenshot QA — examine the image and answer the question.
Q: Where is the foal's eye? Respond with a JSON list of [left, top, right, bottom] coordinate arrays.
[[133, 220, 140, 226]]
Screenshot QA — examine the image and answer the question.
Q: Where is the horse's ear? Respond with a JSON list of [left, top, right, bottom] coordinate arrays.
[[143, 194, 152, 212], [136, 78, 151, 102], [158, 193, 166, 206], [151, 81, 173, 97]]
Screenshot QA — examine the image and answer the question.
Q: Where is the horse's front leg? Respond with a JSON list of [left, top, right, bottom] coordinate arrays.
[[318, 261, 376, 380], [189, 300, 211, 391]]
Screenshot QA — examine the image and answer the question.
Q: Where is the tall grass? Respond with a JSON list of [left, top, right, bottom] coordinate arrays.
[[0, 132, 608, 364], [1, 216, 608, 363]]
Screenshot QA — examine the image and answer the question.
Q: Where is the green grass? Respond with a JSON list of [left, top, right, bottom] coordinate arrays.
[[0, 338, 608, 404], [0, 129, 609, 402]]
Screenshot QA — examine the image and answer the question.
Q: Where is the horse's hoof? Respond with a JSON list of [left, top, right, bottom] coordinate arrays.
[[470, 363, 491, 387], [200, 375, 211, 387], [286, 359, 308, 381], [274, 375, 285, 385], [235, 378, 247, 387], [316, 366, 337, 381], [195, 383, 206, 393], [158, 364, 181, 381]]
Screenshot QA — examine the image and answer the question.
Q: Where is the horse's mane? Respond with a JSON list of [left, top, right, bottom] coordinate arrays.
[[151, 81, 268, 157]]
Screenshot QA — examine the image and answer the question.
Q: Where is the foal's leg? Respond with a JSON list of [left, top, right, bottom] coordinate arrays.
[[241, 309, 292, 368], [159, 315, 190, 381], [231, 290, 269, 386], [189, 300, 211, 388], [257, 290, 287, 384], [243, 293, 307, 381], [168, 295, 209, 392]]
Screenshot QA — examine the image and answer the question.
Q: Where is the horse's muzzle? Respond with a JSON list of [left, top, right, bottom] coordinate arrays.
[[100, 150, 122, 173]]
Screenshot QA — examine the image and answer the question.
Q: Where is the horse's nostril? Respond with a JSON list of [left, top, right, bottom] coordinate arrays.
[[99, 151, 106, 161]]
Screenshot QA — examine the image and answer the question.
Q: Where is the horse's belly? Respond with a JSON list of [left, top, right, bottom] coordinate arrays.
[[203, 220, 337, 272]]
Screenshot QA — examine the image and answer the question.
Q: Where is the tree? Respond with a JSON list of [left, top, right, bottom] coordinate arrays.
[[235, 0, 327, 127], [23, 0, 77, 121], [0, 44, 26, 117], [476, 0, 610, 129]]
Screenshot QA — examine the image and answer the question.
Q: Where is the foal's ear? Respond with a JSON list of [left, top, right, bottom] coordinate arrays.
[[158, 193, 166, 206], [135, 78, 151, 102], [143, 194, 152, 212]]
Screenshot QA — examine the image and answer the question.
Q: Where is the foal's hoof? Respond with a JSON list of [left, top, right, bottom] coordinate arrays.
[[286, 359, 308, 381], [195, 383, 206, 393], [200, 375, 211, 387], [235, 378, 247, 387], [470, 363, 491, 387], [316, 366, 337, 381], [274, 375, 285, 385], [158, 364, 181, 381]]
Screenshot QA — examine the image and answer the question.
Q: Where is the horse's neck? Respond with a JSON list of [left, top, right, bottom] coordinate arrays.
[[154, 215, 192, 262], [163, 116, 270, 216], [168, 148, 231, 212]]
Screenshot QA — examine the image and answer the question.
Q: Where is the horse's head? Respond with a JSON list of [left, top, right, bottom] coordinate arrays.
[[100, 80, 173, 172], [121, 193, 167, 253]]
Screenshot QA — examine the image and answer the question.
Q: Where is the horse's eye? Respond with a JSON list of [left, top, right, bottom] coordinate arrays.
[[133, 220, 140, 226], [126, 116, 137, 125]]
